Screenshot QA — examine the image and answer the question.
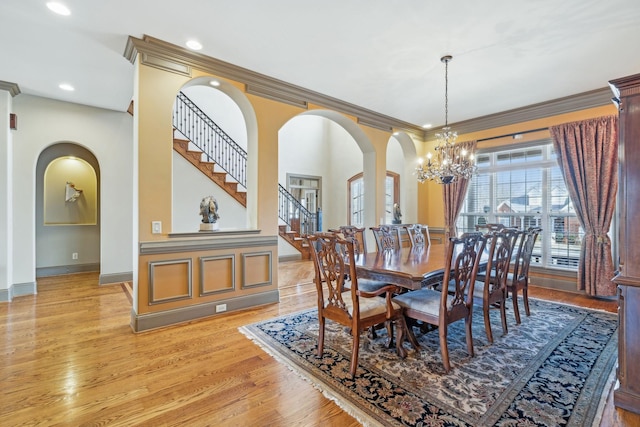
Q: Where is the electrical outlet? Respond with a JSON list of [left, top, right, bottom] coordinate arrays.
[[216, 304, 227, 313], [72, 252, 78, 260], [151, 221, 162, 234]]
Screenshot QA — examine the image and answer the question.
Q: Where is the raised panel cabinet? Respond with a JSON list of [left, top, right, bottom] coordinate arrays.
[[610, 72, 640, 415]]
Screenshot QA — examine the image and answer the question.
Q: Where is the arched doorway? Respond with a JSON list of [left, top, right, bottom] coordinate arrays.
[[172, 77, 259, 231]]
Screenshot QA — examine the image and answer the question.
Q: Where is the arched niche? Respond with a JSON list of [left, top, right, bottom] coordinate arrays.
[[43, 156, 97, 225]]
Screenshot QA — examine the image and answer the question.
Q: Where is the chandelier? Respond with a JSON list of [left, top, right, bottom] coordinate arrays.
[[416, 55, 477, 185]]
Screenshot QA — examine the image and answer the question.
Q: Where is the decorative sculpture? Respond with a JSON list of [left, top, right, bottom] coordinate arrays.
[[65, 182, 83, 202], [392, 203, 402, 224], [199, 196, 220, 224]]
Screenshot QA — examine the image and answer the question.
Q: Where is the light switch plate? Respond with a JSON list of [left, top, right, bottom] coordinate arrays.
[[152, 221, 162, 234]]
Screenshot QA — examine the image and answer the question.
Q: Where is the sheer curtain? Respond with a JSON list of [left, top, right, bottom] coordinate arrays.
[[549, 116, 618, 296], [443, 140, 477, 243]]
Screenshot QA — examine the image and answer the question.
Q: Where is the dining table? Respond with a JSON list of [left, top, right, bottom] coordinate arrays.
[[350, 244, 448, 291]]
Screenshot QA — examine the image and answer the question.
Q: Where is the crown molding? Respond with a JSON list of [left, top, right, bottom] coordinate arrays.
[[425, 87, 613, 140], [245, 83, 308, 109], [124, 35, 616, 141], [609, 73, 640, 98], [124, 35, 424, 135], [0, 81, 21, 97]]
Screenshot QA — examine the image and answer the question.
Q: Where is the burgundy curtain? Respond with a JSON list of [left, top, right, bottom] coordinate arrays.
[[549, 116, 618, 296], [443, 140, 477, 243]]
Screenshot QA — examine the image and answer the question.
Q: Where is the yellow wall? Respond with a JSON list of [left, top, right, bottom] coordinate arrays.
[[138, 64, 183, 241], [245, 93, 305, 233]]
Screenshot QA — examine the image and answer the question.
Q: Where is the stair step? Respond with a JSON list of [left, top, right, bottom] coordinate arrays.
[[173, 136, 246, 207]]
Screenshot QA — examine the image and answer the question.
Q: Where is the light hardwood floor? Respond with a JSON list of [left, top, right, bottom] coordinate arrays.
[[0, 260, 637, 426]]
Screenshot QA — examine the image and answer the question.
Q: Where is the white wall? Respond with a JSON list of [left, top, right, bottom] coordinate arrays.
[[278, 116, 329, 184], [325, 120, 364, 230], [277, 115, 368, 257], [0, 91, 13, 293], [182, 86, 247, 150], [172, 152, 247, 231], [12, 95, 133, 285]]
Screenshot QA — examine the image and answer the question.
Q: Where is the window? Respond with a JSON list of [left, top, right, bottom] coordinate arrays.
[[457, 141, 582, 271], [348, 172, 399, 226], [349, 175, 365, 226], [385, 172, 400, 224]]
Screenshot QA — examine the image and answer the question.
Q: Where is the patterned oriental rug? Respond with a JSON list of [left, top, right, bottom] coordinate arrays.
[[240, 298, 617, 427]]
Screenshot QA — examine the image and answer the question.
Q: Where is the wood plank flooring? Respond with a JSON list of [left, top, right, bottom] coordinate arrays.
[[0, 260, 637, 426]]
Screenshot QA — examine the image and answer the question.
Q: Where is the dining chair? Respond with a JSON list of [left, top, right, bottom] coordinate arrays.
[[337, 225, 368, 254], [370, 225, 401, 252], [307, 232, 409, 378], [327, 228, 394, 340], [327, 226, 391, 294], [475, 223, 505, 232], [468, 229, 517, 343], [508, 227, 542, 324], [393, 232, 487, 373], [404, 224, 431, 248]]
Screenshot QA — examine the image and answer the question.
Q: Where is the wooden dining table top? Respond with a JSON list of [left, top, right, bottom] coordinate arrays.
[[350, 244, 448, 290]]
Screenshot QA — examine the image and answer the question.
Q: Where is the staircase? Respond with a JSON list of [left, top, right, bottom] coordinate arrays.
[[172, 136, 246, 207], [278, 184, 318, 260], [173, 91, 248, 207], [278, 225, 311, 260]]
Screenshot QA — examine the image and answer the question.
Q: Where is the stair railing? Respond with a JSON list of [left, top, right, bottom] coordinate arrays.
[[278, 184, 317, 236], [173, 91, 247, 188]]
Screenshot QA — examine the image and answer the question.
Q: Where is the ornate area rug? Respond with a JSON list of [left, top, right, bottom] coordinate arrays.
[[240, 298, 617, 426]]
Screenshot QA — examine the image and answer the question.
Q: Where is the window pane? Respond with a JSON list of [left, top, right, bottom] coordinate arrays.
[[548, 215, 582, 268], [385, 176, 393, 224], [476, 154, 490, 168], [549, 166, 574, 213], [464, 172, 491, 213], [496, 148, 543, 165], [351, 179, 364, 226], [459, 140, 578, 271]]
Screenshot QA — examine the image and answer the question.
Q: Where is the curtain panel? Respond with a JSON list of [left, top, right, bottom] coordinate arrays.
[[549, 115, 618, 296]]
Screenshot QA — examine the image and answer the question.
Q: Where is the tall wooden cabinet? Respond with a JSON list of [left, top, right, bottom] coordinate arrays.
[[610, 72, 640, 415]]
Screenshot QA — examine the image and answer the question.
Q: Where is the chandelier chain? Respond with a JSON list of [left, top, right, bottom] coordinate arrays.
[[444, 58, 449, 127]]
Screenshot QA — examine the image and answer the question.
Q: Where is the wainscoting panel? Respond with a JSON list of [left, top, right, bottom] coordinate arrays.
[[242, 251, 272, 289], [148, 258, 192, 304], [200, 254, 235, 296]]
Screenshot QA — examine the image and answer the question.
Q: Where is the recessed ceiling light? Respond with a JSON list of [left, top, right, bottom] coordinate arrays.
[[422, 123, 432, 129], [46, 2, 71, 16], [59, 83, 75, 91], [186, 40, 202, 51], [209, 80, 220, 87]]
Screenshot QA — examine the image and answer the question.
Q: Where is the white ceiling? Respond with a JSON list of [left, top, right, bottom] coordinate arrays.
[[1, 0, 639, 128]]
